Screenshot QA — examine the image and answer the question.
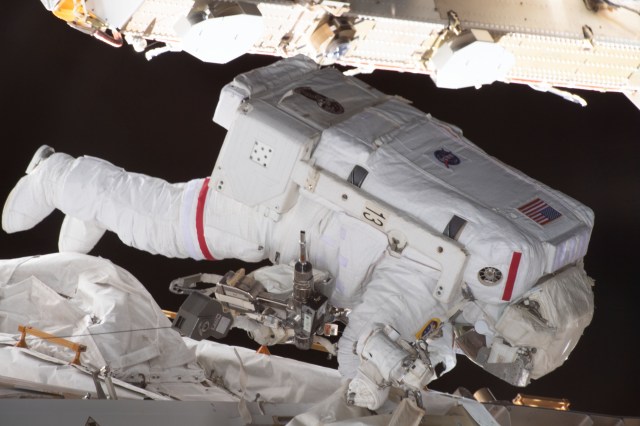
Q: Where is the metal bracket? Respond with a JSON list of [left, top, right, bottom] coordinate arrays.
[[169, 273, 224, 296]]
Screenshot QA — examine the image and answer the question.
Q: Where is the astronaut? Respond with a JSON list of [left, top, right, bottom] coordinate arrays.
[[2, 57, 595, 409]]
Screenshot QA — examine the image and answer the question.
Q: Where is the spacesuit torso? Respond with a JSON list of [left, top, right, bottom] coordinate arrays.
[[203, 56, 595, 395]]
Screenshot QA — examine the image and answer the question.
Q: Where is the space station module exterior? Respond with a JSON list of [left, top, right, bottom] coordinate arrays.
[[2, 57, 594, 407]]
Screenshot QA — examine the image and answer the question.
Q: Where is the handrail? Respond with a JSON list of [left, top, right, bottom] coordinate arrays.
[[15, 325, 87, 366]]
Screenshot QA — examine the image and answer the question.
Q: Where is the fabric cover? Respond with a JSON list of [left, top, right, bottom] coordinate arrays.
[[0, 253, 201, 384]]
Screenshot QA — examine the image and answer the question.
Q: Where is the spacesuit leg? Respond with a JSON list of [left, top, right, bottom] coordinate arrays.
[[55, 155, 193, 258], [2, 147, 270, 261], [59, 215, 107, 254]]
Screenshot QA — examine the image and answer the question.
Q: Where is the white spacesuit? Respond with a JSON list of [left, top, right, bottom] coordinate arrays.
[[2, 57, 595, 409]]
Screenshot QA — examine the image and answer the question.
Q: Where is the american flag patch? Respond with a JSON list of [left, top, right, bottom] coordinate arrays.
[[518, 198, 562, 225]]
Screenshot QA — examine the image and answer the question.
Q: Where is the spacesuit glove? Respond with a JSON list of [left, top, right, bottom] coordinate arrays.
[[347, 367, 390, 410], [352, 324, 436, 402]]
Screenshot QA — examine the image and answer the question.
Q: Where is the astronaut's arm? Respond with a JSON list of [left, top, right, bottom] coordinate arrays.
[[332, 250, 456, 410], [347, 324, 435, 409]]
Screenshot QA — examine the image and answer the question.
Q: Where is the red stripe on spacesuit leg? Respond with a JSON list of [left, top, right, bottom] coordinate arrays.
[[196, 177, 216, 260], [502, 252, 522, 301]]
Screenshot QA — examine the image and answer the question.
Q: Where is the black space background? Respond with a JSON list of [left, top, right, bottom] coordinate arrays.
[[2, 1, 640, 417]]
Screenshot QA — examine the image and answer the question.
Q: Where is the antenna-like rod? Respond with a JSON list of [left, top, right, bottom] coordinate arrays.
[[298, 230, 307, 264]]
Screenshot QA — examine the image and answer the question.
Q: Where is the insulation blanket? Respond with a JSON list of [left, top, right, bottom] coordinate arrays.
[[0, 341, 151, 399], [188, 338, 342, 404], [0, 253, 201, 383]]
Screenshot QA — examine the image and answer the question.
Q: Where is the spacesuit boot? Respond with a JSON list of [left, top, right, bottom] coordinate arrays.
[[2, 146, 74, 233]]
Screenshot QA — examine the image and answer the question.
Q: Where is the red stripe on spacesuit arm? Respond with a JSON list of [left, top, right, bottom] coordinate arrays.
[[196, 177, 216, 260], [501, 252, 522, 301]]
